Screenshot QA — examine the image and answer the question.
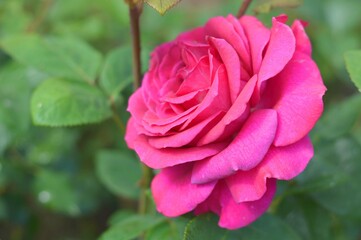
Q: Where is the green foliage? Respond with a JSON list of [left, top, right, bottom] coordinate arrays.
[[345, 50, 361, 91], [183, 213, 302, 240], [1, 35, 102, 83], [231, 214, 302, 240], [33, 169, 79, 215], [183, 214, 227, 240], [0, 63, 31, 154], [306, 137, 361, 218], [316, 94, 361, 140], [253, 0, 303, 14], [99, 214, 165, 240], [145, 0, 182, 15], [96, 150, 141, 199], [276, 196, 333, 240], [100, 47, 133, 99], [145, 217, 188, 240], [31, 78, 112, 126]]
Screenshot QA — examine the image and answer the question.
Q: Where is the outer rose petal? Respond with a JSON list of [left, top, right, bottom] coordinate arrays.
[[292, 20, 312, 56], [125, 117, 138, 149], [151, 164, 216, 217], [132, 134, 228, 169], [252, 17, 296, 105], [127, 88, 148, 124], [195, 179, 276, 230], [176, 26, 206, 43], [261, 52, 326, 146], [218, 179, 276, 229], [258, 17, 296, 82], [226, 136, 313, 203], [192, 109, 277, 183]]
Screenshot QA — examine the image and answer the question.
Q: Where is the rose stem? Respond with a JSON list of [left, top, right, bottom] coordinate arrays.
[[128, 1, 153, 215], [129, 2, 143, 89], [237, 0, 253, 18], [27, 0, 53, 32]]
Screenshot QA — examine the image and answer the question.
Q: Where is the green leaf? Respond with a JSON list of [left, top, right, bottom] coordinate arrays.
[[28, 128, 78, 165], [310, 138, 361, 218], [99, 215, 165, 240], [315, 94, 361, 140], [100, 47, 132, 98], [297, 137, 361, 218], [0, 199, 6, 220], [1, 35, 102, 83], [230, 214, 302, 240], [276, 196, 333, 240], [0, 125, 11, 155], [0, 63, 31, 153], [33, 170, 79, 216], [146, 217, 188, 240], [31, 78, 112, 126], [184, 213, 302, 240], [145, 0, 182, 15], [254, 0, 303, 14], [344, 50, 361, 91], [96, 150, 141, 199], [0, 0, 31, 37], [108, 210, 137, 226], [183, 214, 227, 240]]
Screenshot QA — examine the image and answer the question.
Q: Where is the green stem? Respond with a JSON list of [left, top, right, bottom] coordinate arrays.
[[237, 0, 253, 18], [27, 0, 53, 33], [110, 97, 125, 134], [129, 2, 143, 89], [128, 1, 153, 215]]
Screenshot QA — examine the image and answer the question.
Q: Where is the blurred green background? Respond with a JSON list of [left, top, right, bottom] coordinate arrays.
[[0, 0, 361, 239]]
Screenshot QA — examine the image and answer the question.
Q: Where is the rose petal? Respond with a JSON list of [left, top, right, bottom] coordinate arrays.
[[192, 109, 278, 183], [218, 179, 276, 230], [148, 111, 223, 148], [197, 75, 257, 146], [261, 52, 326, 146], [194, 179, 276, 230], [158, 44, 183, 83], [125, 117, 138, 149], [226, 136, 313, 203], [141, 106, 197, 135], [176, 56, 211, 95], [180, 42, 210, 66], [240, 16, 270, 74], [250, 17, 296, 106], [205, 16, 250, 72], [127, 88, 148, 124], [226, 15, 251, 70], [176, 27, 206, 43], [208, 37, 241, 102], [292, 20, 312, 56], [162, 89, 203, 104], [151, 164, 216, 217], [133, 134, 228, 169], [181, 65, 232, 130], [258, 17, 296, 82]]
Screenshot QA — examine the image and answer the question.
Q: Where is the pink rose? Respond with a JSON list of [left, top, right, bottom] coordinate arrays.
[[125, 14, 326, 229]]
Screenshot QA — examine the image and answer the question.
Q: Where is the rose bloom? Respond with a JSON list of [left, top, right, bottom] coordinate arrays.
[[126, 14, 326, 229]]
